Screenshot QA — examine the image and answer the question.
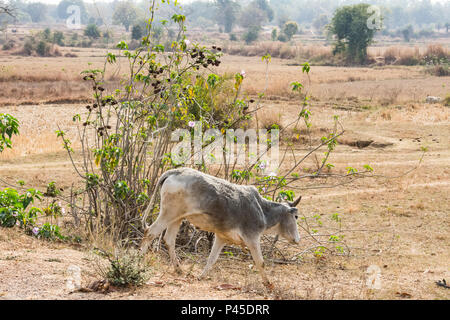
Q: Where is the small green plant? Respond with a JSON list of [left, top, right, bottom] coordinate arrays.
[[33, 223, 65, 240], [102, 249, 150, 287], [0, 113, 19, 152], [0, 188, 42, 228], [44, 181, 61, 197]]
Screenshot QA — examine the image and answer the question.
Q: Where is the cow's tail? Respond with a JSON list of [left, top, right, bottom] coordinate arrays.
[[141, 169, 182, 229]]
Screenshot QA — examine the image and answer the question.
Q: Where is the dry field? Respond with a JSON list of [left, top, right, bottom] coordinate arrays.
[[0, 49, 449, 300]]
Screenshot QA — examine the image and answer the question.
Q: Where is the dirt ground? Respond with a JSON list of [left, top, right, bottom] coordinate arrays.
[[0, 53, 449, 300]]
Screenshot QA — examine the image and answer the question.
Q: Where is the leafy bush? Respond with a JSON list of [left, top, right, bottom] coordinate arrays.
[[84, 24, 101, 39], [57, 11, 250, 241], [0, 188, 42, 228], [33, 222, 65, 240], [53, 31, 65, 46], [44, 181, 61, 197], [0, 117, 66, 241], [36, 41, 50, 57], [243, 26, 260, 44], [131, 24, 143, 40], [0, 113, 19, 152]]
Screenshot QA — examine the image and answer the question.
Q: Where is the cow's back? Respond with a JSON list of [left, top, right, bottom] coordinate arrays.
[[161, 168, 266, 235]]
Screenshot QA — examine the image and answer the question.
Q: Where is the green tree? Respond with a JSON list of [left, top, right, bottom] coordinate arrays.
[[255, 0, 274, 22], [214, 0, 240, 33], [243, 25, 260, 44], [84, 23, 100, 39], [131, 24, 143, 40], [239, 3, 268, 30], [112, 1, 140, 32], [26, 2, 47, 23], [313, 14, 329, 33], [283, 21, 298, 40], [401, 25, 414, 42], [329, 3, 382, 64]]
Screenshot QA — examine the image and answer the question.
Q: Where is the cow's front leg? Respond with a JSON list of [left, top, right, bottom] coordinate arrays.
[[245, 236, 273, 289], [164, 220, 183, 274], [198, 235, 226, 280]]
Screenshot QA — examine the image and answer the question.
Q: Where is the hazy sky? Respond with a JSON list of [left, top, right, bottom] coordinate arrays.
[[23, 0, 197, 4], [20, 0, 450, 5]]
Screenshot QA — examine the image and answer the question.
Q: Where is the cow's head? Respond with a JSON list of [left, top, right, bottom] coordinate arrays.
[[279, 196, 301, 244]]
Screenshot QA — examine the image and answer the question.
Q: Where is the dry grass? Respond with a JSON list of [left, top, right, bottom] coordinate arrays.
[[223, 41, 449, 68]]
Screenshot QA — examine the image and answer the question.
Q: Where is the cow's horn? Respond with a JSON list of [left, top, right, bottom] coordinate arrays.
[[288, 195, 302, 207]]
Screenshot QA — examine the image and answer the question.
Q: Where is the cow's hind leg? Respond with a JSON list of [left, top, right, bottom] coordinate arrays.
[[198, 235, 226, 280], [163, 219, 182, 273]]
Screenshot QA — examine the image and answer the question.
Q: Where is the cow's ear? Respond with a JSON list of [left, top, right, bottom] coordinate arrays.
[[288, 195, 302, 207]]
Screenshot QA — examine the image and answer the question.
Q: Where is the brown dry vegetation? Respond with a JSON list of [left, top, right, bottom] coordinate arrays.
[[0, 45, 449, 300]]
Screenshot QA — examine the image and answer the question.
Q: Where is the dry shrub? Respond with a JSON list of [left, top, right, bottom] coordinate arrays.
[[444, 95, 450, 106], [224, 41, 297, 60], [279, 44, 296, 59], [379, 87, 402, 106], [397, 47, 420, 66], [382, 46, 421, 66], [256, 109, 283, 131], [380, 110, 392, 120], [424, 44, 448, 61], [383, 47, 398, 65], [96, 248, 150, 287], [428, 65, 449, 77]]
